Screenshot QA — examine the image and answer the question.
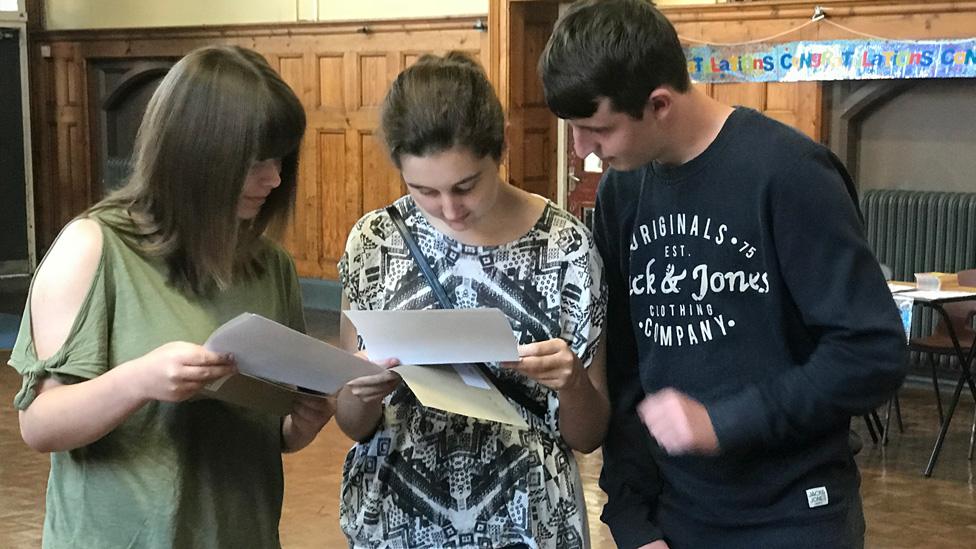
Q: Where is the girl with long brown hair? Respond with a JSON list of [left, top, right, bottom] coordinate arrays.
[[8, 45, 331, 548]]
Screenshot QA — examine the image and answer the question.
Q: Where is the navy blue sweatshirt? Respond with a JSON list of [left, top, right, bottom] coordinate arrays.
[[594, 108, 907, 549]]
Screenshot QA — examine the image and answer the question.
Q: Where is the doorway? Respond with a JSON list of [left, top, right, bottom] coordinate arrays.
[[0, 26, 31, 278]]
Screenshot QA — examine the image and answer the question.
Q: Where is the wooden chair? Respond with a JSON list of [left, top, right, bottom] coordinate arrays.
[[908, 269, 976, 458]]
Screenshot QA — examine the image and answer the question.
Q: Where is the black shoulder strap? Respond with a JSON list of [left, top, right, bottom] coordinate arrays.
[[386, 205, 453, 309], [384, 205, 548, 422]]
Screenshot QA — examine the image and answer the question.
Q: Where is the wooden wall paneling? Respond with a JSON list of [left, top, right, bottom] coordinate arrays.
[[306, 50, 352, 280], [273, 52, 320, 273], [338, 50, 361, 280], [709, 82, 767, 112], [764, 81, 821, 141], [520, 7, 558, 199], [301, 48, 356, 279], [29, 18, 489, 280], [359, 129, 399, 215], [355, 49, 402, 217], [29, 46, 56, 252], [357, 52, 389, 108], [316, 130, 347, 279], [51, 43, 89, 247], [504, 3, 525, 193], [401, 52, 422, 68], [302, 29, 488, 278], [502, 1, 558, 199], [706, 82, 822, 141], [692, 82, 713, 96], [487, 0, 509, 185]]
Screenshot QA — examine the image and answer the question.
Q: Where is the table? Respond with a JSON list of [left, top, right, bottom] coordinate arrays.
[[891, 282, 976, 476]]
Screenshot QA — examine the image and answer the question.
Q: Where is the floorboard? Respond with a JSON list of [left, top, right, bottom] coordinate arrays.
[[1, 309, 974, 547]]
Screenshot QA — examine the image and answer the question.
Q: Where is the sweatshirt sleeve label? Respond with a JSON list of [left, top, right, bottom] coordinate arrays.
[[806, 486, 829, 508]]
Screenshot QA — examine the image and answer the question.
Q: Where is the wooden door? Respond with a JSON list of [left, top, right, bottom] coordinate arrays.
[[88, 59, 175, 195], [0, 26, 31, 273], [489, 0, 560, 199]]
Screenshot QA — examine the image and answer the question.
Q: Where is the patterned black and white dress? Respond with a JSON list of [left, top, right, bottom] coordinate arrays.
[[338, 195, 606, 549]]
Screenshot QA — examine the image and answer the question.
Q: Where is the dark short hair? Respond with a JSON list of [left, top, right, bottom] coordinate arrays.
[[539, 0, 691, 120], [90, 45, 306, 295], [380, 51, 504, 168]]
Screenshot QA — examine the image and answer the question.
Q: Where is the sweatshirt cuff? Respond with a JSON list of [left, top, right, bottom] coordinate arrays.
[[602, 504, 663, 549], [706, 385, 769, 453]]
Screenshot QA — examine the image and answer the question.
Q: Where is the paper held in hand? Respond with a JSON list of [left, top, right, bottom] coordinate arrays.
[[202, 309, 528, 428], [202, 313, 383, 415], [344, 308, 526, 428]]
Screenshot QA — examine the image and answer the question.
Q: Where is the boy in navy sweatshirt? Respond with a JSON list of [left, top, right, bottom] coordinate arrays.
[[539, 2, 907, 548]]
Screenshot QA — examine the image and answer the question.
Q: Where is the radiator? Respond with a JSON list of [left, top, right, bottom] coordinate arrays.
[[861, 189, 976, 358]]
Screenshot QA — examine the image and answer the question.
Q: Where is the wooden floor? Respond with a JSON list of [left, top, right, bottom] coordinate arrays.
[[2, 310, 975, 547]]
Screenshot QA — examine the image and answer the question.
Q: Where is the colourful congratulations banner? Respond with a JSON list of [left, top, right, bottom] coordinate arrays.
[[686, 39, 976, 83]]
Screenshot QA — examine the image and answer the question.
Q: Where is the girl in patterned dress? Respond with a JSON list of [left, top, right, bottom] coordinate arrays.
[[336, 52, 608, 549]]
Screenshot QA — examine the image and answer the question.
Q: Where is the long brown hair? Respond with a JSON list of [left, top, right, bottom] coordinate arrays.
[[88, 45, 305, 295]]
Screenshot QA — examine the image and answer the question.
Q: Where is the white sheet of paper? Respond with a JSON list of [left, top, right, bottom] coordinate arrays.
[[583, 152, 603, 173], [452, 363, 492, 390], [343, 308, 519, 364], [898, 289, 976, 301], [204, 313, 383, 395], [345, 308, 528, 427], [206, 311, 529, 428], [887, 282, 914, 293], [392, 364, 528, 428]]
